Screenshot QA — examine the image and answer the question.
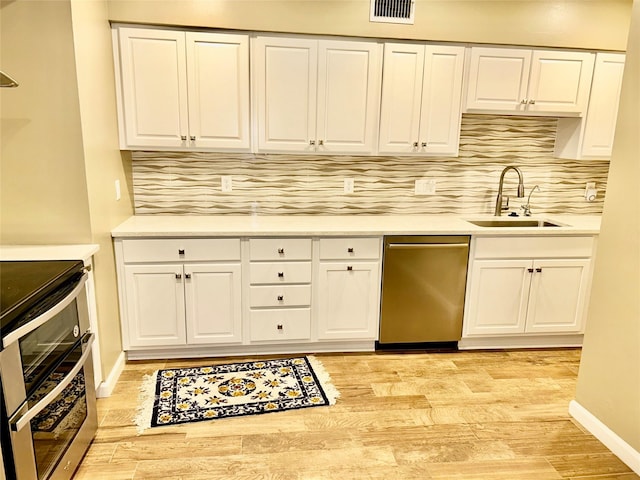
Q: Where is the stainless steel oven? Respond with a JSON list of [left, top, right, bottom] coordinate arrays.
[[0, 260, 97, 480]]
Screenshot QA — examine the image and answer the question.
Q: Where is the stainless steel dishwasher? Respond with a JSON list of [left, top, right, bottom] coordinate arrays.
[[378, 236, 470, 348]]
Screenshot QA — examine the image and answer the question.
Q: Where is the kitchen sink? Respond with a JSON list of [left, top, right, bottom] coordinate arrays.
[[467, 219, 562, 228]]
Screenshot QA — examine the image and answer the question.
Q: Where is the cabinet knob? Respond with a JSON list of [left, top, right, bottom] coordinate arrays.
[[181, 135, 187, 141], [422, 142, 427, 147], [277, 248, 285, 254], [528, 99, 536, 105], [178, 249, 185, 255], [347, 266, 353, 271], [528, 268, 534, 273], [413, 141, 418, 148], [347, 247, 354, 253], [175, 273, 182, 279], [190, 135, 196, 141], [318, 140, 324, 146], [277, 324, 283, 330], [536, 267, 542, 273], [521, 99, 528, 104], [185, 273, 192, 279], [309, 140, 315, 146], [277, 295, 284, 301], [278, 272, 285, 278]]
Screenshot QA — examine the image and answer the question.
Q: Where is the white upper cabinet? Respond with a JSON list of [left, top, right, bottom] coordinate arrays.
[[115, 26, 250, 151], [378, 43, 465, 155], [465, 47, 595, 116], [254, 36, 382, 154], [555, 52, 626, 159]]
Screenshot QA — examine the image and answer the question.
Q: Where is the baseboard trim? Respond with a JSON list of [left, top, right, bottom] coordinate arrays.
[[569, 400, 640, 474], [96, 351, 126, 398]]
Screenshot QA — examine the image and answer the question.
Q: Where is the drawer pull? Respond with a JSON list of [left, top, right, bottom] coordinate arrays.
[[347, 266, 353, 271], [347, 247, 354, 253], [278, 272, 284, 278], [277, 295, 284, 301], [277, 324, 283, 330], [175, 273, 182, 279], [185, 273, 192, 279], [178, 249, 185, 255], [277, 248, 285, 254], [536, 268, 542, 273], [528, 268, 534, 273]]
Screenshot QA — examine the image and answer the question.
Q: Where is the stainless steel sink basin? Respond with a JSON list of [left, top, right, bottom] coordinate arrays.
[[467, 219, 562, 228]]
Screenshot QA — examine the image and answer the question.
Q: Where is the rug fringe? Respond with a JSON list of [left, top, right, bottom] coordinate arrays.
[[307, 355, 340, 405], [133, 370, 158, 434]]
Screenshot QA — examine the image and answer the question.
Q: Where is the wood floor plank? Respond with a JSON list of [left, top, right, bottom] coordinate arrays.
[[77, 349, 640, 480]]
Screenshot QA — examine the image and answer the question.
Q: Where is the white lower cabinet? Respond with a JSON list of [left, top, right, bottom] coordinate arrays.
[[316, 237, 381, 341], [463, 236, 594, 343], [116, 238, 242, 351]]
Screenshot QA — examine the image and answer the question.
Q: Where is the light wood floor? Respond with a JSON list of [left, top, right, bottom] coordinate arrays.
[[75, 348, 638, 480]]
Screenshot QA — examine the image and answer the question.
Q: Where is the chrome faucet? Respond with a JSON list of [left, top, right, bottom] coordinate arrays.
[[522, 185, 540, 216], [494, 166, 525, 216]]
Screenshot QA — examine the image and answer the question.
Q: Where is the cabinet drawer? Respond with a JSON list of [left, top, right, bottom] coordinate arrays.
[[250, 308, 311, 342], [319, 237, 381, 260], [474, 236, 595, 259], [122, 238, 241, 263], [250, 262, 312, 285], [249, 285, 311, 307], [249, 238, 312, 261]]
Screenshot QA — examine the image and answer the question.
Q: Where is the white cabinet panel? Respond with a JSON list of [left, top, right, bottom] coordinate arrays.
[[186, 32, 250, 150], [124, 264, 186, 347], [525, 259, 590, 333], [465, 260, 531, 336], [254, 36, 381, 154], [317, 262, 380, 340], [185, 264, 242, 344], [117, 27, 188, 148], [465, 47, 594, 116], [115, 27, 250, 151], [379, 43, 464, 155], [555, 52, 626, 159]]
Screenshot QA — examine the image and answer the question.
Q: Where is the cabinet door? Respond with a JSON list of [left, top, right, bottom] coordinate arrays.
[[316, 40, 382, 154], [419, 45, 465, 155], [254, 36, 318, 152], [184, 263, 242, 344], [317, 262, 380, 340], [377, 43, 425, 154], [123, 264, 186, 347], [525, 259, 591, 334], [465, 47, 531, 111], [526, 50, 594, 114], [117, 27, 189, 148], [465, 260, 532, 336], [581, 53, 626, 157], [186, 32, 250, 150]]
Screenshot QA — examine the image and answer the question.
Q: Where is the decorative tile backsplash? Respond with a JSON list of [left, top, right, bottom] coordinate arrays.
[[132, 115, 609, 215]]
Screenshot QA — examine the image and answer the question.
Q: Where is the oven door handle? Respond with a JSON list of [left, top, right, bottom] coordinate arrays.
[[9, 332, 95, 432], [2, 272, 88, 348]]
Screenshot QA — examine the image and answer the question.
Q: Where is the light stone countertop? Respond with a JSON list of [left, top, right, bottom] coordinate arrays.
[[0, 244, 100, 261], [111, 215, 601, 237]]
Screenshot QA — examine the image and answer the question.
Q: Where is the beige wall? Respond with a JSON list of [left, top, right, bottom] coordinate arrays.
[[0, 0, 92, 244], [108, 0, 632, 50], [0, 0, 134, 381], [70, 0, 134, 380], [575, 0, 640, 454]]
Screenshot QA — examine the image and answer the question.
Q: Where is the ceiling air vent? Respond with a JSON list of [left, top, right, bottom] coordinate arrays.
[[370, 0, 415, 24]]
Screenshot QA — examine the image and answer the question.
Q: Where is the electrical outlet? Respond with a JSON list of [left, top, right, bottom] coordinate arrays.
[[415, 179, 437, 195], [344, 178, 354, 194], [221, 176, 233, 192]]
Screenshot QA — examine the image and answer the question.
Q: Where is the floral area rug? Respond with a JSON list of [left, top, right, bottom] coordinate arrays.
[[135, 356, 339, 432]]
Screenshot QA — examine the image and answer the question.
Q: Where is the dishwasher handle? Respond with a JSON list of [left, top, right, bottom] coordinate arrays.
[[387, 243, 469, 249]]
